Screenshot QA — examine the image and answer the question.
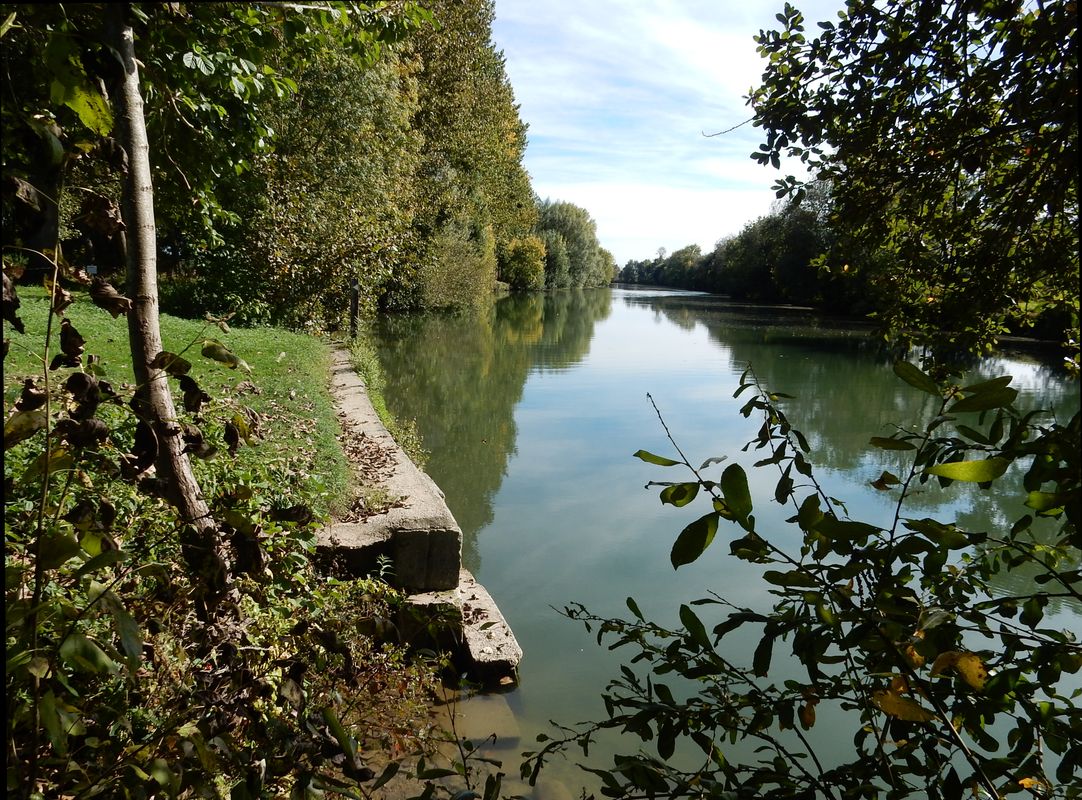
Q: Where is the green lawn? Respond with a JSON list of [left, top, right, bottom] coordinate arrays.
[[4, 286, 352, 516]]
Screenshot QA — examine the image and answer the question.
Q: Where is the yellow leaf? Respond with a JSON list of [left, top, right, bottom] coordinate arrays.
[[1018, 776, 1048, 790], [4, 408, 48, 446], [954, 653, 989, 690], [904, 644, 925, 668], [930, 651, 960, 676], [930, 650, 988, 691], [872, 688, 937, 722]]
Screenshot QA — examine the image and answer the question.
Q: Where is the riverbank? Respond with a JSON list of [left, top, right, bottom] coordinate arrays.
[[318, 346, 523, 686]]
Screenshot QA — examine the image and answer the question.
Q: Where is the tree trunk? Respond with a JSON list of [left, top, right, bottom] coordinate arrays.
[[106, 4, 227, 610]]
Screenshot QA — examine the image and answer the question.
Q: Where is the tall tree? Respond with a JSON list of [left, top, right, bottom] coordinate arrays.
[[536, 199, 611, 288], [394, 0, 537, 309], [749, 0, 1078, 368]]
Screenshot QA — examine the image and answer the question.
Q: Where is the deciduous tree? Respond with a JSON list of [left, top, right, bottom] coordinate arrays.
[[749, 0, 1078, 368]]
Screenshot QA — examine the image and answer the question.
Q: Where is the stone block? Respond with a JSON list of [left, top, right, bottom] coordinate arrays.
[[458, 570, 522, 685], [315, 523, 392, 579], [392, 527, 461, 592]]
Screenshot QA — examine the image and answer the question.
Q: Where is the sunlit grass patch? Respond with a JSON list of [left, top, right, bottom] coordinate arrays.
[[4, 285, 350, 516]]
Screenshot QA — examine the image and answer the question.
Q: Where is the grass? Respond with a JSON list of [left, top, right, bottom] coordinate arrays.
[[4, 285, 351, 517]]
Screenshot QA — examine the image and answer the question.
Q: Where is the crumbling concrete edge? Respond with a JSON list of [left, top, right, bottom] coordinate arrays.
[[316, 347, 522, 686]]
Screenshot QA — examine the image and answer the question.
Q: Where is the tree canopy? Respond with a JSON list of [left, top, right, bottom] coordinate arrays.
[[749, 0, 1078, 367]]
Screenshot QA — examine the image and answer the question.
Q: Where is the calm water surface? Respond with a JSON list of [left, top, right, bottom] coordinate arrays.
[[373, 287, 1080, 790]]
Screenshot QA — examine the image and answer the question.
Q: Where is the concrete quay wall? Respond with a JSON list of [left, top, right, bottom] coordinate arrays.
[[316, 349, 522, 686]]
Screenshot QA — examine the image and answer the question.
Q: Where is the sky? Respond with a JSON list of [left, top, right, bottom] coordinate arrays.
[[490, 0, 842, 267]]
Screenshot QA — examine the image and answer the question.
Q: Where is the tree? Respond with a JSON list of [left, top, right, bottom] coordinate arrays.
[[389, 0, 537, 310], [539, 228, 571, 290], [536, 198, 610, 288], [749, 0, 1078, 369], [105, 4, 226, 607], [181, 44, 424, 327], [4, 4, 438, 794], [501, 234, 547, 291]]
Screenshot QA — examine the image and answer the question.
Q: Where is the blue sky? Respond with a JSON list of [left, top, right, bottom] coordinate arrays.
[[490, 0, 841, 266]]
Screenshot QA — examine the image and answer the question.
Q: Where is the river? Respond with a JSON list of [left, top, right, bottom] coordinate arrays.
[[371, 286, 1080, 794]]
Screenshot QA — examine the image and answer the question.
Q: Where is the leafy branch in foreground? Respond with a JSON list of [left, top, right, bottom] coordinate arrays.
[[522, 363, 1080, 799]]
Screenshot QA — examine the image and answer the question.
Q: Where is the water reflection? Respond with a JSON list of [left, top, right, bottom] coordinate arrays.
[[372, 287, 1079, 791], [375, 290, 613, 571]]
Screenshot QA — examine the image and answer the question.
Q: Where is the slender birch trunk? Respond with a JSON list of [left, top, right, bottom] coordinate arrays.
[[106, 4, 227, 610]]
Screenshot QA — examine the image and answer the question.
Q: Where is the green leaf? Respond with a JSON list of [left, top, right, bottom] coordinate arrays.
[[59, 632, 117, 673], [626, 597, 644, 620], [720, 464, 752, 520], [321, 706, 356, 761], [893, 361, 941, 396], [903, 518, 970, 549], [950, 387, 1018, 413], [40, 690, 66, 756], [869, 436, 916, 451], [39, 529, 82, 570], [679, 604, 711, 650], [64, 82, 113, 136], [660, 482, 700, 507], [925, 458, 1010, 482], [1020, 596, 1044, 628], [372, 762, 400, 790], [960, 375, 1012, 393], [633, 449, 681, 467], [955, 424, 990, 445], [796, 494, 823, 531], [670, 512, 719, 569], [815, 516, 880, 541], [74, 549, 125, 579], [763, 569, 818, 587], [114, 606, 143, 662], [870, 470, 901, 490], [729, 532, 770, 562], [1025, 491, 1066, 515], [752, 632, 774, 677]]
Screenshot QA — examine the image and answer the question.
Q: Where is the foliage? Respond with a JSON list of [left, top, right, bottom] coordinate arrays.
[[539, 229, 572, 291], [2, 0, 554, 326], [176, 45, 424, 330], [748, 0, 1079, 368], [536, 198, 613, 289], [618, 182, 898, 319], [4, 270, 439, 798], [3, 5, 448, 796], [500, 234, 547, 292], [523, 364, 1080, 798], [384, 0, 539, 311], [0, 2, 427, 270]]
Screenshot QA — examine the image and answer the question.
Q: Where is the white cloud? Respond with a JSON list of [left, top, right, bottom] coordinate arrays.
[[491, 0, 841, 265]]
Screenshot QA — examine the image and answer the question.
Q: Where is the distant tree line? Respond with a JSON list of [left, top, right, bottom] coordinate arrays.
[[618, 182, 881, 315], [617, 179, 1071, 343]]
